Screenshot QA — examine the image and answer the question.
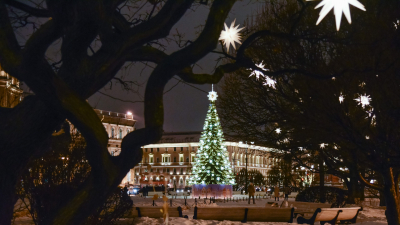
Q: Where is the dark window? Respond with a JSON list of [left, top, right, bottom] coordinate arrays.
[[145, 148, 147, 152], [174, 147, 176, 152], [180, 168, 183, 174], [174, 157, 176, 162], [157, 158, 159, 163], [150, 169, 153, 172], [151, 148, 153, 152], [186, 157, 189, 162], [157, 148, 159, 152], [167, 168, 170, 172], [173, 168, 176, 174], [181, 147, 183, 151]]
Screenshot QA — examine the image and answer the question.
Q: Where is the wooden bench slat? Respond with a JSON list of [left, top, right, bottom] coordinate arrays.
[[247, 208, 293, 222], [196, 207, 246, 221], [194, 207, 294, 223]]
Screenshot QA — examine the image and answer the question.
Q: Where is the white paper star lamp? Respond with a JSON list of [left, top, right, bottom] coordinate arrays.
[[219, 19, 244, 52], [307, 0, 366, 31], [339, 93, 344, 103], [264, 76, 277, 89], [320, 143, 327, 149], [354, 94, 371, 108], [249, 61, 267, 80], [275, 128, 281, 134]]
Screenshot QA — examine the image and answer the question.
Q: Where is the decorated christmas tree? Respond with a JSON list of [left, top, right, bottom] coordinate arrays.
[[190, 88, 235, 185]]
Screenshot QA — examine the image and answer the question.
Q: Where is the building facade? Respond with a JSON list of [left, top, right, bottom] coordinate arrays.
[[0, 66, 23, 108], [124, 132, 281, 188]]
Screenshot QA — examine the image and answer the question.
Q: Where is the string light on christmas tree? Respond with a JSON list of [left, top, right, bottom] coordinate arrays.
[[307, 0, 366, 31], [190, 86, 235, 185], [219, 19, 244, 52]]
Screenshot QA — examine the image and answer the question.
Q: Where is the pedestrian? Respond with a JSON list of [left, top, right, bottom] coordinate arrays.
[[274, 185, 280, 201], [248, 183, 256, 204], [284, 186, 291, 200]]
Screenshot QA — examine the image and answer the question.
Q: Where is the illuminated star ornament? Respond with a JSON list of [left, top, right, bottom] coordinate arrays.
[[354, 94, 371, 108], [339, 93, 344, 103], [249, 62, 267, 80], [320, 143, 327, 149], [264, 76, 277, 89], [208, 85, 218, 101], [219, 19, 244, 51], [275, 128, 281, 134], [307, 0, 366, 31]]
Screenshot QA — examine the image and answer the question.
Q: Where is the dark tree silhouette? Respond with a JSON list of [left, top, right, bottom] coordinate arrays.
[[0, 1, 264, 224]]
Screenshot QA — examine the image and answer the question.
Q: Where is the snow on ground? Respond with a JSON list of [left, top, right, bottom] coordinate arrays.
[[125, 195, 388, 225], [13, 195, 388, 225]]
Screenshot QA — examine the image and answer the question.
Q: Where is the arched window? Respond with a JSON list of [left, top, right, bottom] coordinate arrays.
[[119, 129, 122, 139], [111, 128, 114, 138]]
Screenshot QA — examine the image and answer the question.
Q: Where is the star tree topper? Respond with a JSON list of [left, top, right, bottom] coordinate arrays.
[[307, 0, 366, 31], [208, 85, 218, 101], [219, 19, 244, 51]]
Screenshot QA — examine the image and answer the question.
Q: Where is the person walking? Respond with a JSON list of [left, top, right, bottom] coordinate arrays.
[[284, 186, 291, 200], [248, 183, 256, 204], [274, 185, 280, 201]]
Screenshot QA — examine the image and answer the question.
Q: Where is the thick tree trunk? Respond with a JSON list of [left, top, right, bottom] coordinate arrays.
[[347, 165, 362, 204], [382, 168, 400, 225], [0, 174, 17, 225]]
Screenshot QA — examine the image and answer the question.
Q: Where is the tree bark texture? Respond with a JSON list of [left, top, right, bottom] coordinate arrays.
[[382, 168, 400, 225], [0, 0, 244, 224]]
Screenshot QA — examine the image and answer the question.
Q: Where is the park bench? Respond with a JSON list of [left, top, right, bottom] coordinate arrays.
[[291, 202, 332, 216], [337, 207, 363, 224], [193, 206, 294, 223], [297, 208, 342, 225], [129, 206, 184, 218]]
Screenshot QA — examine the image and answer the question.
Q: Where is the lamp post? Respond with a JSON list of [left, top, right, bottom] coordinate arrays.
[[245, 141, 248, 195]]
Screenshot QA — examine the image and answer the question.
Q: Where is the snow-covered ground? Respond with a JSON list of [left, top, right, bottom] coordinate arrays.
[[13, 195, 387, 225], [118, 195, 387, 225]]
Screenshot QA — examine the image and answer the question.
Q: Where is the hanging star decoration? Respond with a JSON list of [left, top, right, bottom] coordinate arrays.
[[307, 0, 366, 31], [320, 143, 327, 149], [219, 19, 244, 52], [275, 128, 281, 134], [339, 93, 344, 103], [264, 76, 277, 89], [354, 94, 371, 108], [249, 62, 267, 80]]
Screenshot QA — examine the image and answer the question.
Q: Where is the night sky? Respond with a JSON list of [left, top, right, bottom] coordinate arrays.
[[88, 1, 263, 132]]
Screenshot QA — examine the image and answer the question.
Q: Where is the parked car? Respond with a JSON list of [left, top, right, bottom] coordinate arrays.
[[128, 185, 141, 195]]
